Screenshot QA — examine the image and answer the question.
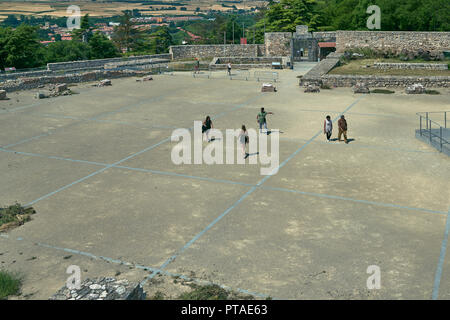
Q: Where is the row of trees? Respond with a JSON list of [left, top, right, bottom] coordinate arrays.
[[258, 0, 449, 32], [165, 0, 449, 45], [1, 0, 448, 70], [0, 12, 174, 71]]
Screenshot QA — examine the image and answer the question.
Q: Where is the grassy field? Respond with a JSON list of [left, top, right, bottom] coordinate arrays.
[[0, 1, 265, 20], [330, 58, 450, 76]]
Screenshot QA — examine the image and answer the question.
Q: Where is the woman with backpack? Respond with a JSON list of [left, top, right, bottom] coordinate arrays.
[[202, 116, 213, 142]]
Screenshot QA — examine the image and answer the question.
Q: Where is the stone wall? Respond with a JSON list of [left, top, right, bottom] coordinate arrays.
[[170, 44, 264, 59], [373, 62, 448, 70], [47, 54, 171, 71], [264, 32, 292, 57], [336, 31, 450, 58], [312, 32, 337, 42], [0, 70, 52, 82], [215, 56, 283, 64], [321, 74, 450, 88], [0, 69, 150, 92], [299, 51, 450, 88]]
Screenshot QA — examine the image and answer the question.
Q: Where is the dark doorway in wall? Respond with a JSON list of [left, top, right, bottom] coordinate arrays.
[[292, 38, 318, 62], [318, 42, 336, 60]]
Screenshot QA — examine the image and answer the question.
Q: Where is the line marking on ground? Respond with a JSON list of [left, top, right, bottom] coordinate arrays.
[[0, 235, 271, 299], [432, 207, 450, 300], [0, 94, 168, 149], [2, 144, 445, 215], [292, 108, 404, 118], [141, 96, 364, 285], [37, 113, 178, 130], [279, 137, 439, 154], [22, 94, 263, 207], [24, 137, 171, 207]]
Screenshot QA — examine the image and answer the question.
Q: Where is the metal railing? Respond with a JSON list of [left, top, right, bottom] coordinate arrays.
[[254, 71, 279, 82], [417, 111, 449, 153], [229, 70, 250, 81]]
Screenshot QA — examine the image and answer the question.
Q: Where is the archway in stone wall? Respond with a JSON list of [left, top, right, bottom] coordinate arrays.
[[292, 38, 318, 62]]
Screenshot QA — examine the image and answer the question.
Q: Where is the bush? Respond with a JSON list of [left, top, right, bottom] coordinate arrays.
[[0, 203, 35, 231], [425, 89, 440, 95], [177, 284, 254, 300], [0, 270, 22, 299]]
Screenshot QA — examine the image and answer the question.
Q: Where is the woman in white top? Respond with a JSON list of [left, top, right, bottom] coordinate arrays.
[[238, 125, 248, 158], [323, 115, 333, 141]]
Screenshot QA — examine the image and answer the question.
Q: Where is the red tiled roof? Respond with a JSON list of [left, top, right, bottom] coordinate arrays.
[[318, 42, 336, 48]]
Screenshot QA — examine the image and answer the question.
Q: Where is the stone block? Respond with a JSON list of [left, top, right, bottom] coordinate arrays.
[[50, 277, 146, 300], [304, 85, 320, 93], [55, 83, 67, 93], [0, 89, 7, 100], [406, 83, 426, 94], [353, 82, 370, 94]]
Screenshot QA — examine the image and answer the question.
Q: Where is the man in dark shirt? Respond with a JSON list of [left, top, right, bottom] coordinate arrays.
[[338, 115, 348, 144]]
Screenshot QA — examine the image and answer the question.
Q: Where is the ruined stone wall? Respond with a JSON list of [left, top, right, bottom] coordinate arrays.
[[170, 44, 264, 59], [312, 32, 337, 42], [47, 54, 171, 71], [373, 62, 448, 70], [0, 70, 52, 82], [299, 51, 450, 87], [264, 32, 292, 56], [336, 31, 450, 57], [322, 74, 450, 88], [0, 70, 151, 92]]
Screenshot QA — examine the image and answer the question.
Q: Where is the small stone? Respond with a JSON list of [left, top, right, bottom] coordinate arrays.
[[98, 79, 112, 86], [116, 286, 126, 295], [304, 84, 320, 93], [35, 92, 48, 99], [88, 293, 99, 299], [55, 83, 67, 93], [406, 83, 426, 94], [353, 82, 370, 94], [89, 284, 102, 290]]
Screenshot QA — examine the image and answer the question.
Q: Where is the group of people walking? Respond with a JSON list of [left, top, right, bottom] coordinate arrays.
[[202, 107, 273, 158], [201, 110, 350, 160], [323, 115, 349, 143]]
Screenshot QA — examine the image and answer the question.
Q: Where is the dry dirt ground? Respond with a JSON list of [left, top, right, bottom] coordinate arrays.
[[0, 64, 449, 299]]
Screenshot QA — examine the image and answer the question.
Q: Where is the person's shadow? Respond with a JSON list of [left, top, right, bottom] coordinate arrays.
[[245, 152, 259, 159], [330, 138, 355, 143], [266, 130, 284, 136]]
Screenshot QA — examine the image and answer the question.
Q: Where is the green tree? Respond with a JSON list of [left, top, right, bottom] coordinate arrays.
[[151, 26, 173, 53], [72, 14, 92, 42], [0, 24, 43, 70], [88, 32, 120, 59], [319, 0, 450, 31], [81, 14, 90, 30], [1, 15, 20, 27], [44, 40, 91, 63], [255, 0, 321, 33], [112, 11, 141, 52]]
